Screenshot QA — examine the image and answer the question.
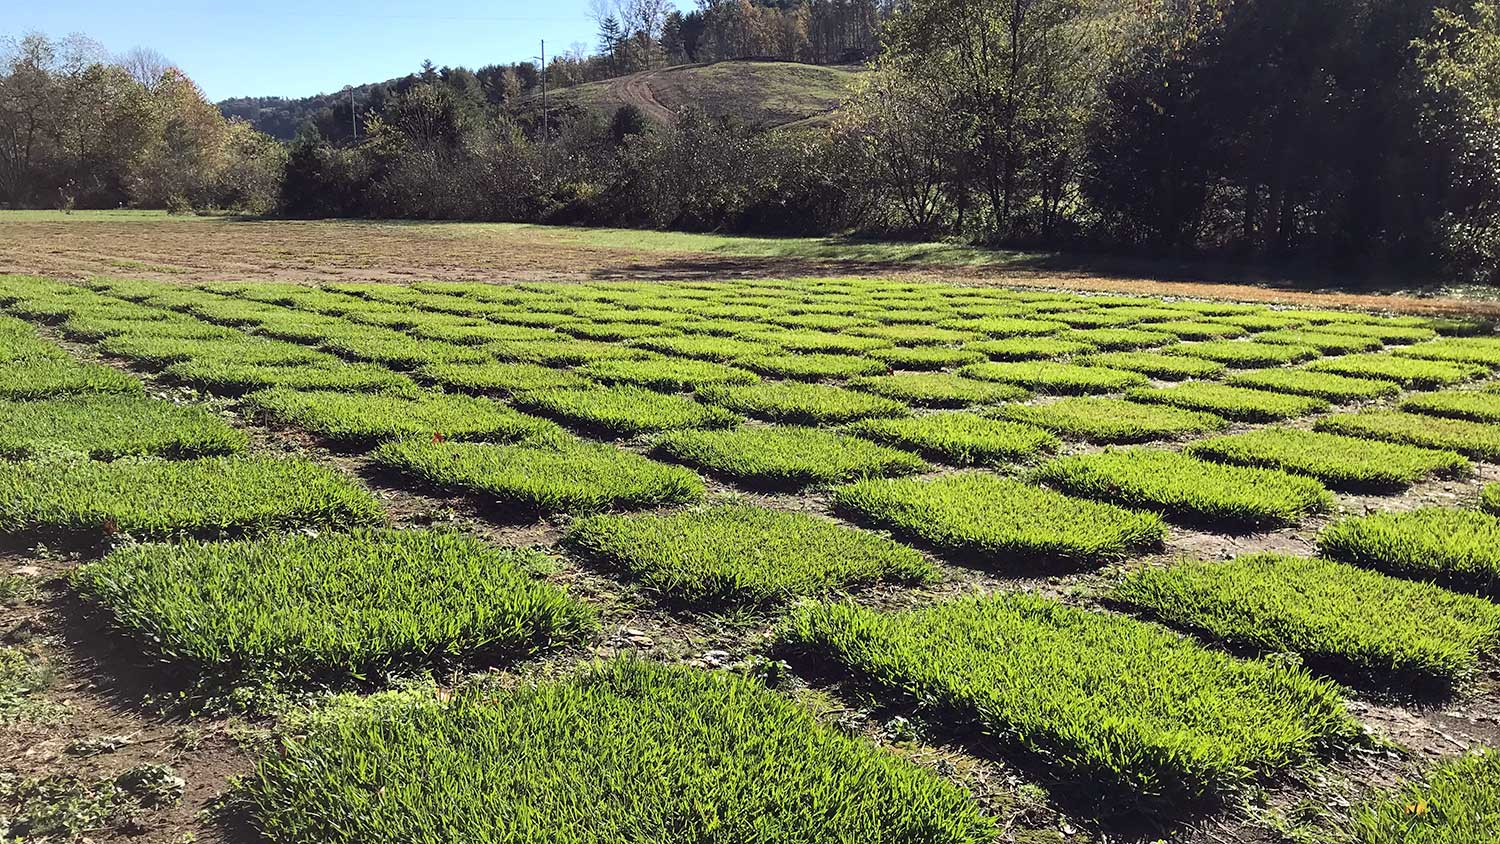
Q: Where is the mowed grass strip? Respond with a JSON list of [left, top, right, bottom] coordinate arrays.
[[699, 382, 907, 424], [565, 504, 938, 607], [1036, 448, 1331, 529], [1400, 390, 1500, 423], [373, 438, 703, 515], [738, 352, 886, 381], [654, 426, 925, 489], [833, 473, 1163, 566], [846, 413, 1059, 466], [996, 397, 1226, 444], [780, 593, 1354, 803], [1164, 340, 1320, 367], [1319, 508, 1500, 597], [1187, 427, 1469, 490], [848, 372, 1027, 408], [0, 395, 246, 460], [513, 384, 737, 437], [577, 357, 759, 391], [1315, 411, 1500, 460], [0, 456, 384, 539], [1350, 750, 1500, 844], [1224, 368, 1400, 401], [1113, 554, 1500, 690], [1127, 383, 1328, 422], [1077, 350, 1225, 380], [247, 389, 558, 447], [1307, 353, 1485, 388], [958, 361, 1147, 395], [419, 361, 591, 396], [74, 529, 594, 683], [243, 658, 997, 844]]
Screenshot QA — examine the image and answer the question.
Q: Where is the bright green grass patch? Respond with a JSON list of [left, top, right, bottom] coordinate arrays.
[[869, 345, 986, 370], [1158, 301, 1265, 316], [0, 395, 246, 460], [0, 357, 144, 400], [248, 389, 558, 447], [1393, 338, 1500, 366], [847, 324, 977, 346], [513, 385, 737, 437], [698, 382, 907, 424], [1319, 508, 1500, 597], [407, 321, 558, 346], [781, 593, 1353, 803], [243, 657, 996, 844], [565, 504, 937, 606], [958, 361, 1147, 395], [74, 529, 593, 683], [1114, 554, 1500, 689], [936, 316, 1067, 337], [1254, 329, 1385, 353], [163, 360, 418, 396], [1063, 327, 1175, 350], [1307, 354, 1485, 388], [322, 332, 492, 369], [576, 357, 758, 391], [1315, 323, 1438, 344], [996, 397, 1226, 444], [373, 437, 703, 515], [632, 334, 768, 362], [1209, 313, 1310, 331], [833, 473, 1163, 566], [964, 337, 1096, 361], [1315, 411, 1500, 460], [846, 413, 1059, 466], [1486, 484, 1500, 515], [100, 334, 332, 369], [848, 372, 1027, 408], [0, 456, 384, 540], [766, 329, 891, 355], [487, 338, 648, 366], [1350, 750, 1500, 844], [766, 312, 875, 332], [418, 361, 590, 396], [1165, 340, 1320, 367], [653, 426, 925, 489], [1187, 427, 1468, 490], [1137, 320, 1248, 340], [1400, 390, 1500, 423], [738, 352, 886, 381], [1223, 368, 1400, 401], [59, 314, 234, 342], [1036, 448, 1331, 529], [1078, 350, 1225, 380], [1048, 310, 1143, 329], [558, 321, 678, 342], [1127, 383, 1328, 422]]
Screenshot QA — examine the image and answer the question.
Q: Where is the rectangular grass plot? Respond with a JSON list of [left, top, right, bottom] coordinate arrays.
[[653, 425, 925, 489], [1399, 390, 1500, 423], [1164, 340, 1320, 368], [739, 353, 887, 381], [0, 395, 247, 460], [845, 413, 1059, 466], [1223, 368, 1399, 401], [248, 388, 559, 448], [164, 360, 418, 396], [870, 346, 986, 371], [1318, 508, 1500, 598], [512, 384, 737, 437], [1127, 383, 1328, 422], [996, 397, 1226, 444], [1315, 410, 1500, 460], [0, 357, 144, 400], [417, 361, 591, 396], [848, 372, 1027, 408], [957, 361, 1147, 395], [1186, 427, 1469, 490], [698, 382, 907, 424], [1351, 751, 1500, 844], [576, 357, 759, 391], [1077, 351, 1225, 380], [1307, 353, 1485, 388]]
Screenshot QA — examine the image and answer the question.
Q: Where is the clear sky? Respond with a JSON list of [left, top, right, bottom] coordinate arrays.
[[5, 0, 669, 102]]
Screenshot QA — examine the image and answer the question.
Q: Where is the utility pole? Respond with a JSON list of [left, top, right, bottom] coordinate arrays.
[[344, 85, 357, 141], [540, 39, 548, 151]]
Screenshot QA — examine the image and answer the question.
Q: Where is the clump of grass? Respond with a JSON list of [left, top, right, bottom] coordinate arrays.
[[248, 389, 558, 447], [964, 337, 1096, 361], [846, 413, 1058, 466], [1307, 353, 1485, 388], [1349, 750, 1500, 844], [1223, 368, 1399, 401], [958, 361, 1147, 395], [1078, 351, 1225, 380], [870, 346, 986, 370], [633, 334, 768, 361], [577, 357, 758, 391], [848, 372, 1027, 408], [488, 338, 648, 366], [1186, 427, 1468, 490], [74, 529, 594, 684], [1485, 484, 1500, 515], [373, 437, 703, 515], [1399, 390, 1500, 423], [1314, 411, 1500, 460], [848, 324, 977, 346], [768, 329, 891, 355], [0, 357, 144, 400], [780, 593, 1354, 804], [0, 395, 246, 460], [1137, 320, 1248, 340], [100, 334, 332, 369], [418, 361, 590, 396], [408, 321, 557, 346], [699, 382, 907, 424], [1063, 327, 1175, 350], [565, 504, 938, 607], [653, 426, 925, 489], [1318, 508, 1500, 597], [513, 385, 737, 437], [1210, 313, 1309, 331], [996, 397, 1226, 444], [1114, 554, 1500, 690], [937, 316, 1067, 337], [833, 473, 1164, 566], [558, 321, 677, 342], [164, 360, 418, 396], [1393, 337, 1500, 366], [1165, 341, 1321, 367], [1036, 448, 1331, 529], [0, 456, 384, 540], [738, 352, 887, 381], [1254, 329, 1385, 353], [1127, 383, 1328, 421]]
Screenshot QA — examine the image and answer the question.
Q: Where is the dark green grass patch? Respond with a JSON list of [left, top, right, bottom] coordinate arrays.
[[1165, 340, 1321, 367], [1113, 554, 1500, 690], [373, 437, 703, 515], [1350, 749, 1500, 844], [847, 324, 977, 346], [0, 357, 143, 400], [0, 395, 246, 460], [163, 360, 417, 396], [248, 389, 558, 447], [632, 334, 768, 362], [1078, 351, 1225, 380], [846, 413, 1059, 466], [1187, 427, 1468, 490], [74, 529, 594, 683], [1314, 323, 1438, 344], [653, 426, 925, 489], [419, 361, 591, 396], [1307, 354, 1485, 388], [1137, 320, 1248, 340], [870, 345, 986, 370], [1254, 329, 1385, 353], [1393, 338, 1500, 366], [1223, 368, 1400, 401], [1127, 383, 1328, 422], [243, 657, 996, 844], [781, 593, 1353, 803], [1063, 327, 1175, 350], [0, 456, 384, 540], [1036, 448, 1331, 529], [576, 357, 758, 392], [1319, 508, 1500, 597], [738, 352, 886, 381], [996, 397, 1226, 444], [833, 472, 1163, 566], [958, 361, 1148, 395], [964, 337, 1096, 361], [565, 504, 937, 606], [848, 372, 1028, 408], [513, 385, 737, 437], [1315, 411, 1500, 460], [936, 316, 1067, 337], [699, 382, 907, 424], [1400, 390, 1500, 423]]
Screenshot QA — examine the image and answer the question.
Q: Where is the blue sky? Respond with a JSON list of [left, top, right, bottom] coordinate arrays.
[[6, 0, 675, 101]]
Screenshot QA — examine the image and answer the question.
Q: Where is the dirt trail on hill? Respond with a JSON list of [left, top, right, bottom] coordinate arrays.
[[608, 70, 674, 123]]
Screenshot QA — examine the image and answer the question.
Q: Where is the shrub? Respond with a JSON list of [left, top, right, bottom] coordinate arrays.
[[780, 593, 1354, 803], [698, 382, 907, 424], [964, 337, 1096, 361], [958, 361, 1147, 394], [565, 504, 938, 607], [0, 395, 246, 460], [633, 334, 768, 362], [869, 346, 986, 370], [996, 397, 1226, 443], [1318, 508, 1500, 597], [1035, 448, 1331, 529], [654, 425, 926, 489], [1136, 320, 1247, 340], [0, 456, 384, 540], [577, 357, 759, 392], [1113, 554, 1500, 689], [1400, 390, 1500, 423], [833, 473, 1163, 566], [373, 437, 703, 515], [1164, 341, 1321, 367], [418, 362, 590, 396], [1127, 383, 1328, 421], [164, 360, 418, 396], [1223, 368, 1400, 401], [1078, 351, 1225, 380], [1393, 337, 1500, 366], [1314, 411, 1500, 460], [846, 413, 1058, 466], [1349, 750, 1500, 844], [1307, 353, 1485, 388], [1254, 329, 1384, 353], [248, 388, 558, 448], [1186, 428, 1469, 490], [848, 372, 1027, 408], [74, 529, 594, 683], [738, 353, 887, 381], [936, 316, 1067, 337], [513, 385, 737, 437], [1063, 327, 1175, 350]]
